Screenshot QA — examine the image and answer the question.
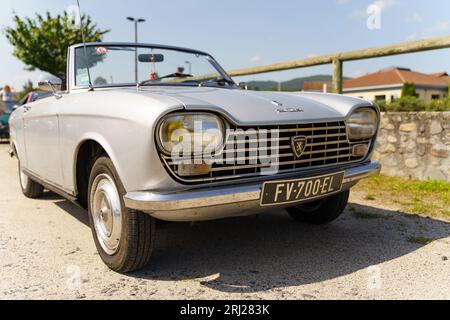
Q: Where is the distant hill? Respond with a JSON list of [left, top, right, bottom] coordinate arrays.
[[247, 75, 347, 91]]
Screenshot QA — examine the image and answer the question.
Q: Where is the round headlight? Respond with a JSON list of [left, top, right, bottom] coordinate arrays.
[[158, 113, 225, 156], [347, 108, 378, 141]]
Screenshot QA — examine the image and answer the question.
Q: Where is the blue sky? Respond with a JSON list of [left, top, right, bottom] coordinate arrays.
[[1, 0, 450, 89]]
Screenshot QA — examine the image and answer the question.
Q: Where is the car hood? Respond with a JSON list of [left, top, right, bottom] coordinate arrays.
[[138, 86, 373, 126]]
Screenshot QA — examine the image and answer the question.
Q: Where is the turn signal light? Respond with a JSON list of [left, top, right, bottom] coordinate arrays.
[[352, 144, 369, 157], [177, 163, 212, 177]]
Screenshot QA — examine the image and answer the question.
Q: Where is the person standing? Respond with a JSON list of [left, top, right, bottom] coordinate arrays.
[[0, 85, 18, 113]]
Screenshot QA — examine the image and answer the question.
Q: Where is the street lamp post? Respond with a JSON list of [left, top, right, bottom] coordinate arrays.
[[127, 17, 146, 83], [184, 61, 192, 75]]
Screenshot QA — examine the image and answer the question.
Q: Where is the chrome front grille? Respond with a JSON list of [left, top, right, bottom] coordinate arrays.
[[160, 121, 371, 184]]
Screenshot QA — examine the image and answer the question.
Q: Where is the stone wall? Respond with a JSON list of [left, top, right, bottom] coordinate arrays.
[[372, 112, 450, 181]]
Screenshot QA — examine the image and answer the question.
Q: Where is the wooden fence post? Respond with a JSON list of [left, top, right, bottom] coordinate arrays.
[[332, 58, 343, 94]]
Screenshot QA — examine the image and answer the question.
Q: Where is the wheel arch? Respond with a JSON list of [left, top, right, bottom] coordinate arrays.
[[73, 135, 121, 208], [11, 141, 18, 157]]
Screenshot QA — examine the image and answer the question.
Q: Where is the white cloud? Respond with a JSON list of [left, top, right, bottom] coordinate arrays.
[[406, 13, 423, 23], [350, 70, 364, 78], [406, 33, 417, 41], [249, 55, 262, 63], [423, 21, 449, 34], [349, 9, 367, 20], [372, 0, 397, 11]]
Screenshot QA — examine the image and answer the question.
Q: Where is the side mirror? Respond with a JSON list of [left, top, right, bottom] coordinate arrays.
[[239, 82, 248, 90], [38, 75, 63, 98]]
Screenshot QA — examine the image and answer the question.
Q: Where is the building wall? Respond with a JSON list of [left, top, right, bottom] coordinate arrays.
[[344, 88, 447, 103], [417, 88, 448, 102], [344, 88, 402, 103], [373, 112, 450, 182]]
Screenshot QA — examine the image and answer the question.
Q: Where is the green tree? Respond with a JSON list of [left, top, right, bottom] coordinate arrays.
[[401, 82, 417, 98], [4, 12, 109, 88], [18, 80, 36, 100]]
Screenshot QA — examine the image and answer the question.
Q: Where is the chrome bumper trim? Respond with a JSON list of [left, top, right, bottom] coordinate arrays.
[[124, 161, 381, 213]]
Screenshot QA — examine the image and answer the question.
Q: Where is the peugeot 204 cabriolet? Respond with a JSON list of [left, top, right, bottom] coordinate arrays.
[[9, 43, 381, 272]]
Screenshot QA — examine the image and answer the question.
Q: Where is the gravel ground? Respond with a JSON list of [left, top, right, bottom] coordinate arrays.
[[0, 143, 449, 300]]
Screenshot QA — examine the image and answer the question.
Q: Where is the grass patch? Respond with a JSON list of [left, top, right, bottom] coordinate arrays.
[[350, 210, 380, 220], [364, 194, 376, 201], [355, 175, 450, 219], [407, 236, 435, 245]]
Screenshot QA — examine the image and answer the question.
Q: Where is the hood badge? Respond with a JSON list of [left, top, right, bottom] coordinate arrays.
[[277, 107, 304, 113], [271, 100, 305, 113], [291, 136, 308, 158], [271, 100, 304, 113]]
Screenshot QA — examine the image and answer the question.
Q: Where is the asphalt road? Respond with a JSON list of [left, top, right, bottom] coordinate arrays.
[[0, 143, 449, 300]]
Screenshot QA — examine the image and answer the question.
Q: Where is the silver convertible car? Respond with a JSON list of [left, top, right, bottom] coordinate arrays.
[[9, 43, 381, 273]]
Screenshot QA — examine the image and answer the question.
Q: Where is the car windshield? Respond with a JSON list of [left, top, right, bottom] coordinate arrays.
[[75, 45, 235, 88]]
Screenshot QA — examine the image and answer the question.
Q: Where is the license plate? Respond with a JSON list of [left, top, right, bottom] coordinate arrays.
[[260, 172, 345, 206]]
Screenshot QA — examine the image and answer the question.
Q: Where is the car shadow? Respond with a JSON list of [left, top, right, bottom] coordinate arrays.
[[52, 197, 450, 293], [132, 204, 450, 293], [53, 198, 90, 227]]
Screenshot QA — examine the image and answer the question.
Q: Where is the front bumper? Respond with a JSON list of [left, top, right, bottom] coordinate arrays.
[[124, 161, 381, 222]]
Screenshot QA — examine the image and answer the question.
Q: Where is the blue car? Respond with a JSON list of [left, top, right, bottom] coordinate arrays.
[[0, 109, 10, 140], [0, 92, 51, 140]]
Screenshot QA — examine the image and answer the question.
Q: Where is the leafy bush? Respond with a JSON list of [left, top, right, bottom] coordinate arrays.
[[401, 82, 417, 98], [374, 100, 388, 112], [389, 96, 427, 111], [374, 96, 450, 112], [427, 97, 450, 111]]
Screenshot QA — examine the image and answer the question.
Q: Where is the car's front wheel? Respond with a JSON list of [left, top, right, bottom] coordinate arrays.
[[88, 156, 155, 273], [286, 190, 350, 225], [18, 161, 44, 199]]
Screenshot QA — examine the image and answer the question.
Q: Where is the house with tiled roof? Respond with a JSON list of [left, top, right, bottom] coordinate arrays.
[[303, 67, 450, 103]]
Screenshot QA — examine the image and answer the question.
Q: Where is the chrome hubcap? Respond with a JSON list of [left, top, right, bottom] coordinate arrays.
[[19, 167, 29, 190], [91, 174, 122, 255]]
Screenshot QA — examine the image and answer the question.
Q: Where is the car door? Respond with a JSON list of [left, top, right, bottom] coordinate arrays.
[[9, 104, 27, 165], [23, 96, 64, 188]]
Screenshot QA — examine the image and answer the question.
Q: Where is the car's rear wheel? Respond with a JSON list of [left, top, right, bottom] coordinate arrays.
[[18, 161, 44, 199], [286, 190, 350, 225], [88, 156, 155, 273]]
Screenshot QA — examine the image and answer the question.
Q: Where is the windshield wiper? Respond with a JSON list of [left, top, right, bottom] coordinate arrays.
[[138, 79, 158, 87], [199, 78, 235, 87], [137, 77, 235, 88]]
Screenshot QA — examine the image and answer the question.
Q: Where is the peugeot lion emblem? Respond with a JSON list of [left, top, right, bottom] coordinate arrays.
[[291, 136, 307, 158]]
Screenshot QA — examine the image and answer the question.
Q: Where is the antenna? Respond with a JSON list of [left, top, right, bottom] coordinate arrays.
[[76, 0, 94, 91]]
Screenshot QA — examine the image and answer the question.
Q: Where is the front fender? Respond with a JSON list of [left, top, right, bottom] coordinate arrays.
[[60, 114, 182, 195]]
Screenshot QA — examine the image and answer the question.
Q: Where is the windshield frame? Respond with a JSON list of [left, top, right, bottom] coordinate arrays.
[[70, 43, 236, 90]]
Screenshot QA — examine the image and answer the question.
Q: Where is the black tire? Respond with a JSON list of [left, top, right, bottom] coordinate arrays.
[[286, 190, 350, 225], [87, 156, 155, 273], [18, 161, 44, 199]]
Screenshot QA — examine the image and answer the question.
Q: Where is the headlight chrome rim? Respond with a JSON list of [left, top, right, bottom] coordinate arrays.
[[346, 107, 378, 141], [157, 112, 227, 157]]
